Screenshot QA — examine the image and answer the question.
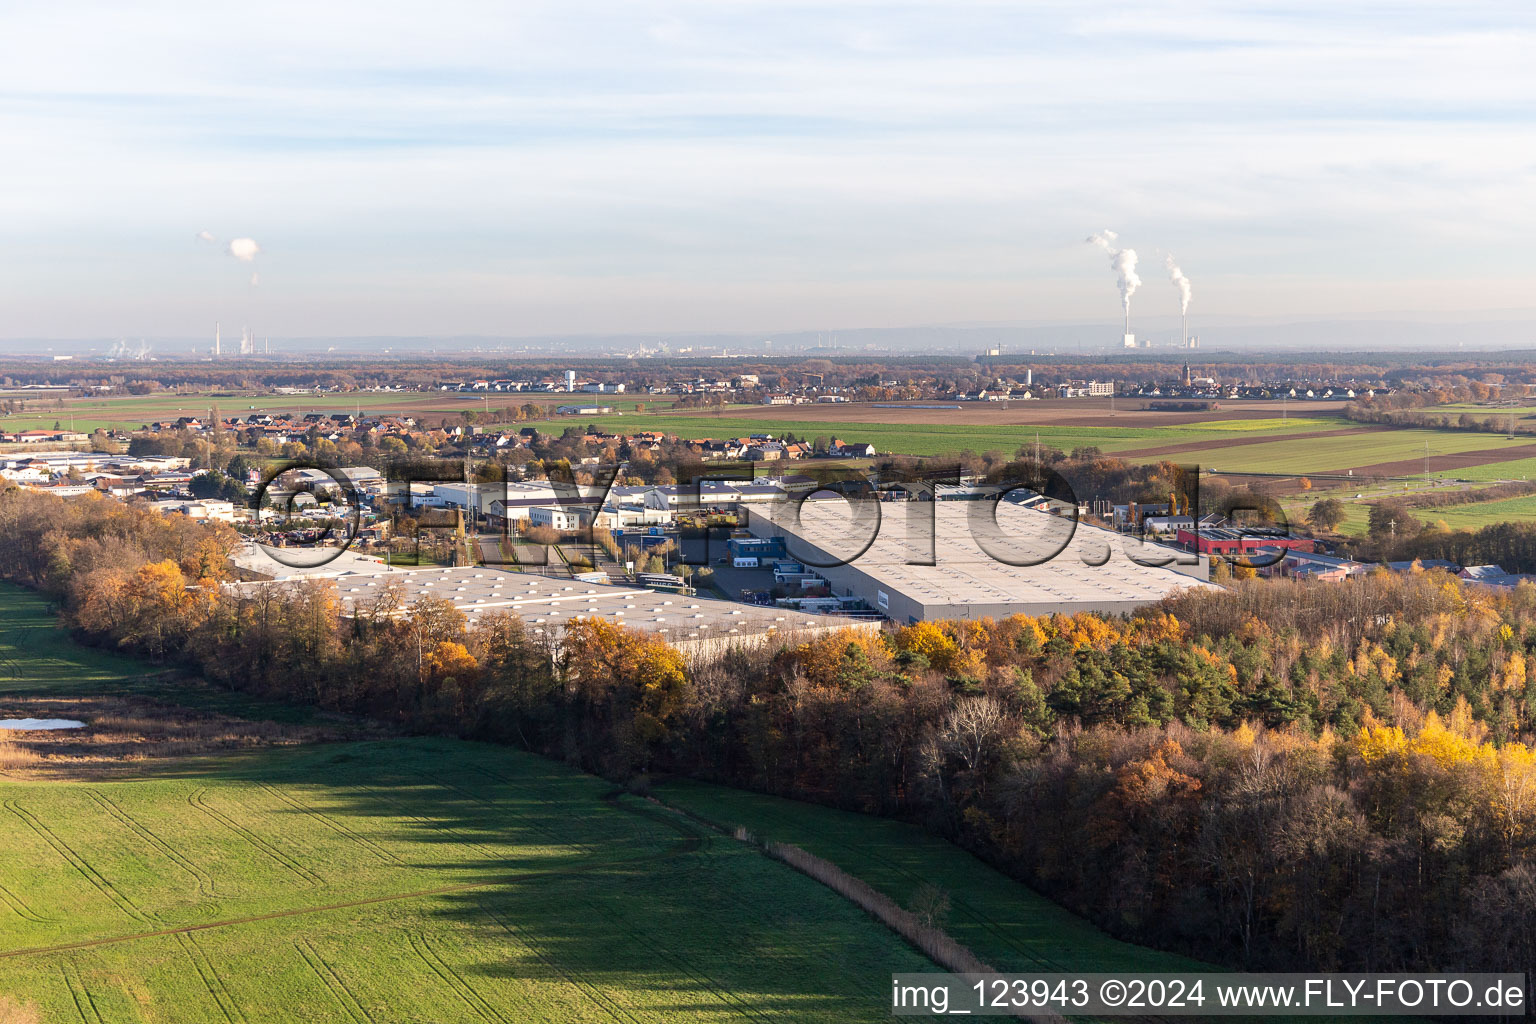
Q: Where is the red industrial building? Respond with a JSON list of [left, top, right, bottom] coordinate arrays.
[[1176, 527, 1316, 558]]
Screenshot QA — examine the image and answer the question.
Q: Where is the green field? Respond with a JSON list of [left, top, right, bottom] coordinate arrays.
[[1439, 457, 1536, 483], [574, 412, 1352, 459], [656, 780, 1205, 976], [1422, 403, 1536, 426], [1280, 477, 1536, 537], [0, 391, 663, 434], [1416, 493, 1536, 531], [1183, 428, 1535, 476], [0, 739, 942, 1022], [1178, 417, 1338, 433]]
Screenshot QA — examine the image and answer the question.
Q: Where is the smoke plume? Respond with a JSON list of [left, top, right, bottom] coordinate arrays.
[[1085, 230, 1140, 315], [195, 230, 216, 243], [1165, 253, 1192, 314], [228, 237, 261, 262]]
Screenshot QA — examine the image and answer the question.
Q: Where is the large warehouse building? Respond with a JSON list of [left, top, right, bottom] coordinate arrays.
[[230, 567, 874, 658], [745, 498, 1216, 621]]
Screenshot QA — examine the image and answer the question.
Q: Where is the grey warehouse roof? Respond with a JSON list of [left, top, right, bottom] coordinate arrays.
[[229, 566, 868, 647]]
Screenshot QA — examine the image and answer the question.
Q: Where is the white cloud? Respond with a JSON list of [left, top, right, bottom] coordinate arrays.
[[228, 238, 261, 262]]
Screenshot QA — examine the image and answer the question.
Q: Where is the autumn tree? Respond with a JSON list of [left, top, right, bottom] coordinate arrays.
[[1307, 498, 1346, 532]]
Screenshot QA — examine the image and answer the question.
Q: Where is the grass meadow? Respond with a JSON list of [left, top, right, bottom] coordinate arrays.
[[654, 779, 1205, 976], [1171, 428, 1536, 476], [574, 411, 1353, 460], [0, 738, 938, 1022]]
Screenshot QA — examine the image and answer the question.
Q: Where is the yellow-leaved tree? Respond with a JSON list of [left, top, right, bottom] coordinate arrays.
[[562, 617, 688, 752]]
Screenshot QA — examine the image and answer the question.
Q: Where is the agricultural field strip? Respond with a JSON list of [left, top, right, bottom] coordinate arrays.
[[0, 880, 501, 961], [0, 392, 655, 433], [3, 799, 155, 924], [406, 930, 510, 1024], [1168, 429, 1536, 475], [185, 787, 325, 887], [84, 788, 227, 900], [576, 413, 1351, 457], [292, 937, 373, 1024], [59, 961, 105, 1024], [0, 775, 707, 963], [3, 806, 778, 1024], [176, 930, 247, 1024]]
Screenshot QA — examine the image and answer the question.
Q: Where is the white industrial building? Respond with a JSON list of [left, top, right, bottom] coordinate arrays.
[[746, 498, 1215, 622], [527, 505, 594, 531]]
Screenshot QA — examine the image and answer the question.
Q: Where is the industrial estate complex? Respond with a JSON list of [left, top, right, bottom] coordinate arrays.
[[745, 498, 1215, 622]]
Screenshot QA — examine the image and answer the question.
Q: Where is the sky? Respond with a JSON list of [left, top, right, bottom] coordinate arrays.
[[3, 1, 1536, 342]]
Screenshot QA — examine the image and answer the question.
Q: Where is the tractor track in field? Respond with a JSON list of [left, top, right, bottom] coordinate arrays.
[[187, 787, 324, 887], [482, 908, 642, 1024], [454, 766, 601, 855], [254, 782, 405, 866], [0, 791, 706, 963], [85, 788, 228, 900], [60, 962, 105, 1024], [0, 880, 511, 961], [406, 930, 511, 1024], [0, 878, 49, 923], [3, 800, 154, 924], [176, 931, 247, 1024], [294, 937, 374, 1024], [350, 782, 504, 861]]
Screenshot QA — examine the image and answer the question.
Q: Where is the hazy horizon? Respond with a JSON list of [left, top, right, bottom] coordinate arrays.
[[10, 308, 1536, 360]]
